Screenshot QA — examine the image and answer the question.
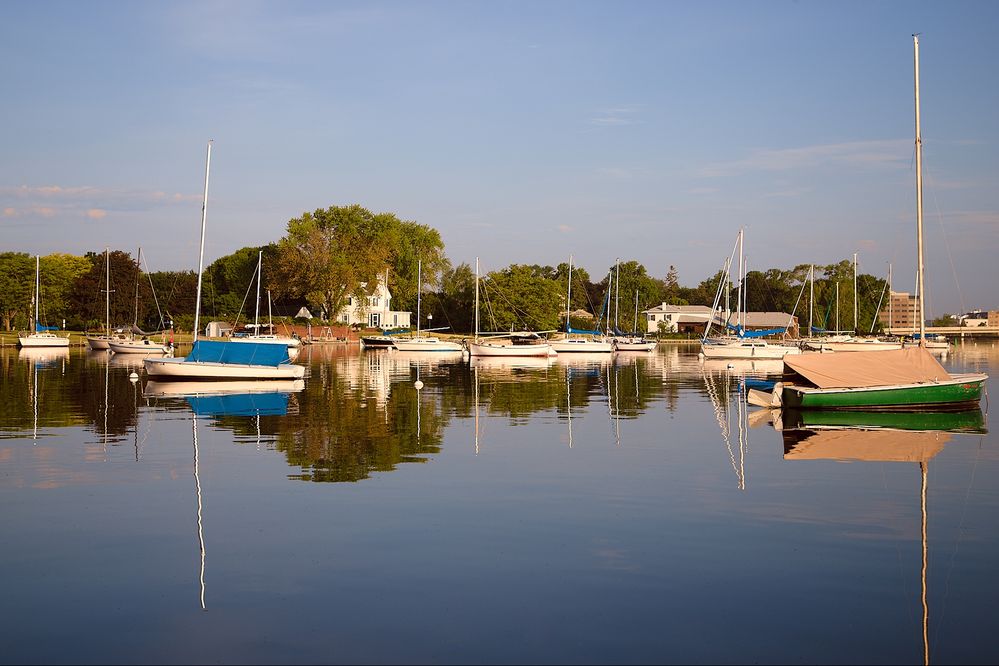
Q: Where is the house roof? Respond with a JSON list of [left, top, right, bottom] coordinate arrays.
[[643, 304, 714, 315]]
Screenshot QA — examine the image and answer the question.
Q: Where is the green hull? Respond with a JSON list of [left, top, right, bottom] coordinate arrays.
[[783, 375, 986, 411], [782, 408, 986, 433]]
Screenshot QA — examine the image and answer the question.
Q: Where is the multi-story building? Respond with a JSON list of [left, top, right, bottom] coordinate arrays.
[[878, 291, 921, 332]]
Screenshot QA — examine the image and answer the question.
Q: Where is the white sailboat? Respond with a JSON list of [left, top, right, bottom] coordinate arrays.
[[228, 251, 301, 349], [393, 260, 463, 352], [86, 248, 125, 350], [18, 255, 70, 348], [700, 230, 801, 360], [550, 256, 613, 353], [144, 141, 306, 380], [467, 257, 554, 358], [107, 248, 172, 354], [612, 288, 657, 352]]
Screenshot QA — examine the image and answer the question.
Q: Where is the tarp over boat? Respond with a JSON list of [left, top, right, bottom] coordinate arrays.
[[782, 427, 949, 463], [185, 340, 290, 367], [784, 347, 951, 389]]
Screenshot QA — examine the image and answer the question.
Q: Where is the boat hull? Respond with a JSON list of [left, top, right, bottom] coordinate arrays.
[[392, 337, 464, 352], [782, 373, 987, 411], [701, 342, 800, 360], [109, 339, 171, 354], [360, 336, 396, 349], [613, 339, 656, 352], [18, 333, 70, 348], [143, 356, 306, 380], [804, 340, 903, 353], [550, 339, 613, 353], [86, 336, 111, 350], [469, 341, 553, 357]]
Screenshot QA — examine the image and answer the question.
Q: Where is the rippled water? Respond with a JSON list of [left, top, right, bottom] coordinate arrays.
[[1, 342, 997, 664]]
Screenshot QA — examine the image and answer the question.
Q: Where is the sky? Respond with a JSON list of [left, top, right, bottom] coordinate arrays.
[[2, 0, 998, 316]]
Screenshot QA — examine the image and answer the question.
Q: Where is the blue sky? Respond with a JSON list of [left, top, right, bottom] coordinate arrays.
[[2, 0, 998, 315]]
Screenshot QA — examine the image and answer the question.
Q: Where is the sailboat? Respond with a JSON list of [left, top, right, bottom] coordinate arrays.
[[613, 289, 657, 351], [108, 248, 172, 354], [776, 36, 987, 410], [18, 255, 70, 348], [86, 248, 128, 350], [700, 230, 801, 360], [228, 251, 301, 349], [550, 255, 613, 353], [393, 260, 463, 352], [144, 142, 306, 380], [467, 258, 554, 358]]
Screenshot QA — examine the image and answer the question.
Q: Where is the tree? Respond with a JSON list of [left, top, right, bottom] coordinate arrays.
[[387, 221, 449, 316], [39, 253, 90, 328], [0, 252, 34, 330], [479, 264, 562, 331], [272, 205, 398, 322], [67, 250, 142, 331]]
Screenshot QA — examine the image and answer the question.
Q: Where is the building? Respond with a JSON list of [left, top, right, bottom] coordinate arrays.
[[336, 279, 411, 329], [989, 311, 999, 327], [959, 310, 990, 327], [643, 304, 716, 334], [878, 291, 921, 332]]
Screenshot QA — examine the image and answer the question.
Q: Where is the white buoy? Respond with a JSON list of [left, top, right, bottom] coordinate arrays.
[[414, 379, 424, 390], [129, 371, 139, 382], [697, 352, 704, 359]]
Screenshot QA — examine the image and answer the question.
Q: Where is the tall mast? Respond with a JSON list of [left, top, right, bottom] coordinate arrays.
[[416, 259, 422, 336], [853, 252, 858, 333], [888, 263, 893, 335], [724, 257, 731, 323], [836, 281, 840, 333], [254, 251, 262, 333], [133, 247, 141, 328], [914, 34, 927, 346], [633, 290, 639, 334], [267, 290, 273, 330], [35, 254, 40, 329], [566, 255, 572, 335], [809, 265, 814, 338], [474, 257, 480, 340], [193, 140, 212, 344], [736, 229, 744, 332], [105, 248, 110, 337], [614, 258, 620, 331]]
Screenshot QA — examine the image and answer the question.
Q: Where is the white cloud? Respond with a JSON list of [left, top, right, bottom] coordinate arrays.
[[697, 139, 911, 178], [557, 224, 572, 233], [85, 209, 108, 220]]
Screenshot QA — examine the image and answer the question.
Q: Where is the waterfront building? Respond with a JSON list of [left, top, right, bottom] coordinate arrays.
[[879, 291, 922, 333], [337, 278, 411, 329]]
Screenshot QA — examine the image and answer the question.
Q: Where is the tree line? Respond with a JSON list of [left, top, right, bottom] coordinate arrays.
[[0, 203, 893, 334]]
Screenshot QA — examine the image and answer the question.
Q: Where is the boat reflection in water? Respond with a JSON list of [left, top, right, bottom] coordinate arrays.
[[778, 408, 987, 666], [142, 379, 305, 611]]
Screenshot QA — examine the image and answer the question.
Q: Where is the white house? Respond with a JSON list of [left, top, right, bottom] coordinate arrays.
[[335, 279, 411, 329], [643, 304, 717, 334]]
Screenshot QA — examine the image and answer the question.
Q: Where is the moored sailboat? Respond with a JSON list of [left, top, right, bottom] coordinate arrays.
[[143, 141, 305, 381], [18, 255, 70, 348]]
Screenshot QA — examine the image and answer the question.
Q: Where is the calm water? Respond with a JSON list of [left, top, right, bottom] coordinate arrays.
[[1, 342, 997, 664]]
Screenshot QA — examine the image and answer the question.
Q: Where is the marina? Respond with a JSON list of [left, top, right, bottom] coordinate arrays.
[[1, 341, 996, 663]]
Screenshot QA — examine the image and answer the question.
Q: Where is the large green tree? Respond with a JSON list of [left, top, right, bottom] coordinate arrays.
[[479, 264, 563, 332], [272, 205, 401, 322], [0, 252, 34, 330]]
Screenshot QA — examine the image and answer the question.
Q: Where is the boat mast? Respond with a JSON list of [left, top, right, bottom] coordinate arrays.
[[614, 258, 620, 332], [566, 255, 572, 336], [254, 251, 262, 334], [914, 34, 927, 346], [736, 229, 743, 333], [474, 257, 480, 341], [133, 247, 141, 328], [416, 259, 422, 336], [633, 290, 639, 334], [853, 252, 858, 334], [888, 263, 893, 335], [193, 140, 212, 344], [809, 265, 814, 338], [105, 248, 110, 337], [836, 281, 840, 333], [35, 254, 40, 330]]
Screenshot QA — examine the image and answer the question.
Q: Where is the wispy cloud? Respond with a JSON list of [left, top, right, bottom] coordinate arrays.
[[85, 209, 107, 220], [588, 106, 641, 127], [697, 139, 911, 178], [1, 184, 201, 215], [557, 224, 573, 233], [595, 167, 632, 180]]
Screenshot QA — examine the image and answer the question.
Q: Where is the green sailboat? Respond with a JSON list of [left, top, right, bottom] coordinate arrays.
[[778, 35, 987, 411]]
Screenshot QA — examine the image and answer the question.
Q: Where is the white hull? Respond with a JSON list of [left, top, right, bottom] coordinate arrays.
[[109, 339, 171, 354], [469, 340, 554, 357], [144, 379, 305, 397], [393, 337, 464, 352], [17, 333, 70, 348], [143, 356, 306, 380], [612, 338, 656, 352], [805, 339, 902, 353], [470, 356, 555, 371], [228, 335, 301, 348], [86, 336, 111, 350], [550, 338, 613, 353], [701, 341, 801, 360]]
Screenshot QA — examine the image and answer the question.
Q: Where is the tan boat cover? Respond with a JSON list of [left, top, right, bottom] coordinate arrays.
[[784, 347, 951, 389], [784, 428, 949, 463]]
